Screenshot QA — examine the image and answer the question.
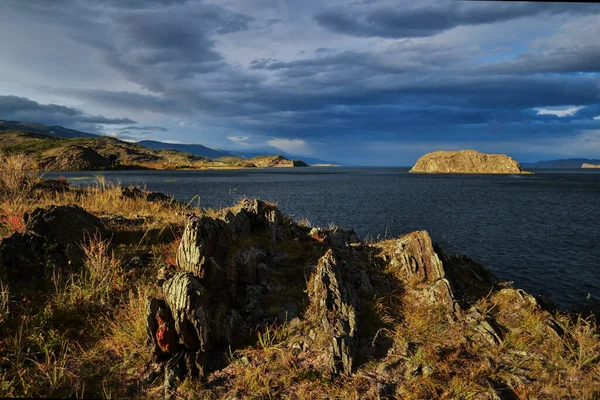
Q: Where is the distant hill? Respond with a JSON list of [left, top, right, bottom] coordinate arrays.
[[137, 140, 236, 159], [0, 130, 307, 171], [0, 119, 314, 170], [0, 120, 98, 139], [235, 151, 342, 166], [521, 158, 600, 168]]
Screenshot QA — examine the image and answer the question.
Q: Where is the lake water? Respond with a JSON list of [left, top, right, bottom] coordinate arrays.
[[47, 167, 600, 310]]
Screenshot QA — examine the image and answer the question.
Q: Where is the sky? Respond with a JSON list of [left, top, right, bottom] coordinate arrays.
[[1, 0, 600, 165]]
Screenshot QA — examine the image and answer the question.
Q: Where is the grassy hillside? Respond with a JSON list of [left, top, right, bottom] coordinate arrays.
[[0, 130, 307, 171]]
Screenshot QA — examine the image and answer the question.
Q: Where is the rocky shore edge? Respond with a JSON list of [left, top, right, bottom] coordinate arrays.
[[0, 178, 598, 399]]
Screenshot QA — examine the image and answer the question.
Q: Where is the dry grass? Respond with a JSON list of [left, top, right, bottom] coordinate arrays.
[[0, 154, 599, 399], [0, 279, 8, 326], [0, 152, 43, 206]]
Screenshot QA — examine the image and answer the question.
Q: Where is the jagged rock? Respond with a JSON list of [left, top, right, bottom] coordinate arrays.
[[326, 229, 361, 248], [162, 273, 212, 352], [196, 257, 226, 289], [238, 199, 281, 231], [465, 307, 504, 346], [234, 247, 267, 285], [146, 298, 179, 355], [0, 232, 66, 287], [25, 204, 110, 260], [435, 246, 499, 306], [146, 191, 174, 203], [210, 298, 244, 346], [176, 215, 232, 276], [120, 187, 174, 204], [221, 209, 251, 240], [121, 186, 144, 199], [308, 249, 357, 375], [32, 178, 70, 194], [388, 231, 445, 283], [383, 231, 457, 312]]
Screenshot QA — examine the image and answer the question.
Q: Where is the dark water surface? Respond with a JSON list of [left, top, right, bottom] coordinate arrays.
[[47, 167, 600, 309]]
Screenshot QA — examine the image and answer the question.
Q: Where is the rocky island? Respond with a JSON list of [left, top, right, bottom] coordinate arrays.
[[410, 149, 529, 174], [0, 152, 598, 398], [582, 163, 600, 168]]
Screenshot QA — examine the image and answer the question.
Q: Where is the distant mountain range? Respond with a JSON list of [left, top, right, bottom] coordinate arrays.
[[0, 120, 98, 139], [521, 158, 600, 169], [0, 119, 341, 165], [137, 140, 236, 160]]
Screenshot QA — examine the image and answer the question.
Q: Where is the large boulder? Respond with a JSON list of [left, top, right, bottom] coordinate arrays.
[[0, 205, 110, 290], [410, 150, 528, 174], [25, 204, 110, 259]]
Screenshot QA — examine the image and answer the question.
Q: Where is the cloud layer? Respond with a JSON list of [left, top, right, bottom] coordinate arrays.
[[1, 0, 599, 163]]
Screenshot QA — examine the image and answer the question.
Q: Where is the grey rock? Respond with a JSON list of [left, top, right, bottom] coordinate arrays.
[[256, 263, 271, 286], [176, 214, 232, 276], [222, 210, 251, 240], [308, 249, 357, 375], [162, 272, 212, 351], [235, 247, 267, 285]]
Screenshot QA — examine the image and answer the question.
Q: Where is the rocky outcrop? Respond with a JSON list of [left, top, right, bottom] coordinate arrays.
[[435, 246, 499, 306], [582, 163, 600, 168], [380, 231, 457, 312], [25, 205, 110, 259], [249, 155, 309, 168], [0, 205, 110, 290], [145, 199, 299, 380], [410, 150, 528, 174], [307, 249, 364, 375], [120, 187, 177, 205], [138, 198, 585, 399]]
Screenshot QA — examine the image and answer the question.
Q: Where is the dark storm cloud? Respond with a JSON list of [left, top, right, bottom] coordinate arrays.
[[0, 95, 135, 126], [315, 1, 598, 38], [3, 0, 600, 163], [120, 126, 168, 132], [479, 45, 600, 74], [9, 0, 253, 92]]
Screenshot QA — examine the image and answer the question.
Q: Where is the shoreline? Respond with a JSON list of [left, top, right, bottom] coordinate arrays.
[[1, 166, 599, 397]]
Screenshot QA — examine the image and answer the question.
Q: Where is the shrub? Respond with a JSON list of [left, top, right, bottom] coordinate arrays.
[[0, 152, 43, 205]]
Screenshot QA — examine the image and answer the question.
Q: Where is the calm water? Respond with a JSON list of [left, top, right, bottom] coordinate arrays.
[[47, 167, 600, 310]]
